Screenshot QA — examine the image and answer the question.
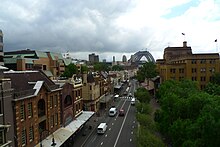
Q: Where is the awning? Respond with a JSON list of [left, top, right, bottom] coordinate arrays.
[[36, 111, 94, 147]]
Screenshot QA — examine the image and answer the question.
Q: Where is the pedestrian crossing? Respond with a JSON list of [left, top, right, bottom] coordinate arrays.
[[119, 96, 133, 100]]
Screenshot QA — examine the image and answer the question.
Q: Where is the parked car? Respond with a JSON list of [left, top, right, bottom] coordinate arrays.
[[119, 109, 125, 116]]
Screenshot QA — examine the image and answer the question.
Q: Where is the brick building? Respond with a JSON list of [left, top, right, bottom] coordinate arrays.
[[156, 41, 220, 89], [4, 70, 62, 147]]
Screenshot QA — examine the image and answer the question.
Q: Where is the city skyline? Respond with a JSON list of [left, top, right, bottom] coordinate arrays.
[[1, 0, 220, 61]]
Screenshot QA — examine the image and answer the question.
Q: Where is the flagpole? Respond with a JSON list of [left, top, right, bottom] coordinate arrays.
[[215, 39, 218, 52]]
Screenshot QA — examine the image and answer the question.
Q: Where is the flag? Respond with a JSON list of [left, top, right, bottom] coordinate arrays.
[[215, 39, 217, 42], [182, 33, 185, 35]]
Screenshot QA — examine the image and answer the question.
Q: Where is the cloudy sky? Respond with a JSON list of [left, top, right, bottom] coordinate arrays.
[[1, 0, 220, 61]]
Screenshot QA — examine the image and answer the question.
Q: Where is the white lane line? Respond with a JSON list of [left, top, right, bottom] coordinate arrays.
[[113, 103, 131, 147], [105, 134, 108, 137], [132, 126, 134, 129], [91, 136, 97, 143], [133, 121, 135, 123], [130, 139, 132, 142], [101, 142, 103, 146], [131, 131, 133, 134], [112, 123, 114, 125], [109, 128, 111, 131]]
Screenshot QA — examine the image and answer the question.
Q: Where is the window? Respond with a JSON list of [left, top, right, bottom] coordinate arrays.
[[200, 59, 206, 64], [28, 102, 32, 118], [200, 68, 206, 73], [20, 104, 25, 120], [179, 68, 184, 73], [54, 95, 58, 107], [170, 68, 176, 73], [90, 86, 92, 90], [192, 68, 197, 73], [191, 60, 197, 64], [192, 77, 197, 81], [55, 113, 58, 125], [43, 65, 47, 70], [21, 128, 26, 146], [210, 59, 216, 64], [50, 96, 53, 108], [29, 126, 34, 142], [0, 130, 4, 145], [201, 77, 206, 81], [0, 100, 2, 114], [50, 115, 54, 128]]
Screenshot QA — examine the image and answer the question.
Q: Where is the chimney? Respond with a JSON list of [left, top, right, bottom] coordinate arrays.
[[183, 41, 187, 47]]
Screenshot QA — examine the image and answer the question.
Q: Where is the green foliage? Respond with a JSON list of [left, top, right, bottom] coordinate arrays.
[[136, 126, 165, 147], [210, 72, 220, 85], [111, 65, 123, 71], [156, 79, 220, 147], [93, 62, 110, 72], [61, 63, 78, 78], [136, 103, 152, 114], [204, 82, 220, 95], [81, 65, 88, 73], [134, 87, 151, 103], [136, 61, 158, 82]]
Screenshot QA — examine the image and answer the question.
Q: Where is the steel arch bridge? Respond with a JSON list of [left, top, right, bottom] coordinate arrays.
[[131, 50, 155, 63]]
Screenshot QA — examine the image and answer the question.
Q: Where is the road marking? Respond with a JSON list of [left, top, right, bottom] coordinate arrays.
[[109, 128, 111, 131], [101, 142, 103, 146], [105, 134, 108, 137], [113, 103, 131, 147], [91, 136, 97, 143], [131, 131, 133, 134], [112, 123, 114, 125], [133, 121, 135, 123], [132, 126, 134, 129], [130, 139, 132, 142]]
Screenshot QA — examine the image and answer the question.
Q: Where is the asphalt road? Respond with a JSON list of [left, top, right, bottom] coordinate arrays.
[[81, 80, 137, 147]]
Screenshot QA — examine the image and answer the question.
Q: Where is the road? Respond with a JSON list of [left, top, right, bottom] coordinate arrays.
[[82, 80, 137, 147]]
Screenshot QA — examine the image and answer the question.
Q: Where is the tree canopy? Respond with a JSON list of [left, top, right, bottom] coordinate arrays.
[[61, 63, 78, 78], [155, 79, 220, 146], [137, 62, 158, 82]]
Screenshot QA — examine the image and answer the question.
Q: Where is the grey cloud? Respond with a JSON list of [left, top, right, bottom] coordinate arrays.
[[0, 0, 156, 55]]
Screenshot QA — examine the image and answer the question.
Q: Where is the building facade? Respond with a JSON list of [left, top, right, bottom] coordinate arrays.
[[4, 50, 71, 78], [0, 30, 4, 66], [88, 53, 99, 64], [156, 41, 220, 89], [0, 67, 13, 147], [4, 70, 62, 147]]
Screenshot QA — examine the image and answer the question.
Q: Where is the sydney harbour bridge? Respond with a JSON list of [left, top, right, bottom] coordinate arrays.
[[128, 50, 155, 64]]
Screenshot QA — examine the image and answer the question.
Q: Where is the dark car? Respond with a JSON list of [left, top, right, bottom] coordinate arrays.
[[119, 109, 125, 116]]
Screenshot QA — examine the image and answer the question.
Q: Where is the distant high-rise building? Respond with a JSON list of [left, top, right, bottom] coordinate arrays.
[[89, 53, 99, 63], [0, 30, 4, 66], [122, 55, 127, 62], [113, 56, 115, 62]]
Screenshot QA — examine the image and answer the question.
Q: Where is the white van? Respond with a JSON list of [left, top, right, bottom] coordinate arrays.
[[131, 98, 135, 105], [97, 123, 107, 134], [109, 107, 117, 116]]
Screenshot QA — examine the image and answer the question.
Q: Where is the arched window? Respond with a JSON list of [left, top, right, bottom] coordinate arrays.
[[38, 99, 46, 117], [64, 95, 72, 107]]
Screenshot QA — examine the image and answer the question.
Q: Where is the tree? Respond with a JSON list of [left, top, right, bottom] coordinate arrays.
[[134, 87, 151, 103], [93, 62, 110, 72], [81, 65, 88, 73], [210, 72, 220, 85], [112, 65, 123, 71], [61, 63, 78, 78], [137, 62, 158, 83]]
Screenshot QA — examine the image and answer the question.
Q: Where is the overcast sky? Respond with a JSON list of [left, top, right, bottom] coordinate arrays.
[[1, 0, 220, 61]]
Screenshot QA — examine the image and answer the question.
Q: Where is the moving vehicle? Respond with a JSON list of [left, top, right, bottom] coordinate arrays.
[[97, 123, 107, 134], [119, 109, 125, 116], [131, 98, 135, 105], [109, 107, 117, 116]]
